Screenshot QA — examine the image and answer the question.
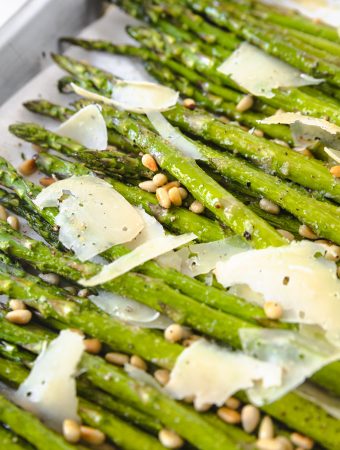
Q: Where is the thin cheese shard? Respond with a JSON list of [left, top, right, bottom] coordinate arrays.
[[165, 339, 281, 409], [80, 232, 196, 286], [57, 104, 108, 150], [34, 176, 144, 261], [215, 241, 340, 344], [71, 80, 179, 113], [15, 330, 84, 431], [217, 42, 322, 98]]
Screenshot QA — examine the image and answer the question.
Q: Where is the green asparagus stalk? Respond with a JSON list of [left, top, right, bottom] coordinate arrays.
[[0, 426, 33, 450]]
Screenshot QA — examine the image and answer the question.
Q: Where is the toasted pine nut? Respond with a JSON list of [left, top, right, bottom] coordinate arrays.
[[256, 438, 286, 450], [330, 165, 340, 178], [272, 139, 290, 148], [139, 180, 158, 193], [80, 426, 105, 445], [40, 177, 56, 187], [168, 187, 182, 206], [158, 429, 184, 449], [219, 116, 230, 124], [225, 397, 241, 410], [19, 158, 37, 176], [258, 416, 274, 440], [277, 229, 294, 242], [189, 200, 204, 214], [154, 369, 170, 386], [276, 436, 293, 450], [6, 309, 32, 325], [9, 299, 26, 311], [217, 407, 241, 424], [164, 324, 188, 343], [264, 301, 283, 320], [84, 338, 102, 354], [178, 187, 188, 200], [241, 404, 260, 433], [153, 173, 168, 187], [39, 273, 60, 285], [236, 95, 254, 113], [7, 216, 19, 230], [298, 224, 318, 240], [142, 154, 158, 172], [0, 205, 8, 221], [163, 181, 181, 191], [294, 147, 313, 158], [63, 419, 81, 443], [325, 244, 340, 262], [290, 432, 314, 449], [156, 187, 171, 209], [251, 128, 264, 138], [183, 98, 196, 110], [195, 402, 211, 412], [78, 288, 90, 298], [259, 198, 280, 215], [130, 354, 147, 371], [105, 352, 129, 366]]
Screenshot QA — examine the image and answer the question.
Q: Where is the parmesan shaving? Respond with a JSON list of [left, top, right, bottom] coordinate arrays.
[[215, 241, 340, 344], [71, 81, 179, 113], [147, 111, 205, 160], [217, 42, 322, 98], [57, 104, 108, 150], [89, 291, 172, 329], [297, 383, 340, 420], [166, 339, 282, 409], [15, 330, 84, 431], [34, 176, 144, 261], [240, 328, 340, 406], [80, 232, 196, 286], [324, 147, 340, 163], [127, 207, 166, 250]]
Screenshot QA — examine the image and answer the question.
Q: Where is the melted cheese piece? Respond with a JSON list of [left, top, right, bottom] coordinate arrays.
[[34, 176, 144, 261], [15, 330, 84, 431], [147, 112, 204, 160], [217, 42, 322, 98], [80, 232, 196, 286], [57, 104, 108, 150], [215, 241, 340, 343], [71, 81, 179, 113], [89, 291, 172, 329], [165, 339, 282, 409], [240, 328, 340, 406]]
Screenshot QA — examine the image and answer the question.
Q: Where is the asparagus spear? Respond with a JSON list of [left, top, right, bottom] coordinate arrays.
[[0, 426, 33, 450]]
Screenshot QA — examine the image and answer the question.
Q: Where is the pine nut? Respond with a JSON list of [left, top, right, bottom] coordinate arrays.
[[130, 354, 147, 371], [139, 180, 158, 193], [195, 402, 211, 412], [290, 432, 314, 449], [142, 154, 158, 172], [183, 98, 196, 110], [241, 404, 260, 433], [154, 369, 170, 385], [225, 397, 241, 410], [189, 200, 204, 214], [183, 395, 195, 404], [78, 288, 90, 298], [168, 187, 182, 206], [330, 165, 340, 178], [272, 139, 289, 148], [163, 181, 181, 191], [32, 144, 43, 153], [64, 286, 77, 295], [325, 244, 340, 262], [159, 429, 184, 449], [80, 426, 105, 445], [294, 147, 313, 158], [153, 173, 168, 187], [217, 407, 241, 424], [40, 177, 56, 187], [9, 299, 26, 311], [236, 95, 254, 112], [258, 416, 274, 440], [0, 205, 8, 221], [259, 198, 280, 215], [7, 216, 20, 231], [19, 158, 37, 176], [298, 224, 318, 240], [178, 187, 188, 200], [105, 352, 129, 366], [251, 128, 264, 138], [84, 338, 102, 354], [6, 309, 32, 325], [219, 116, 230, 124], [164, 324, 188, 343], [156, 187, 171, 209], [277, 229, 294, 242], [264, 301, 283, 320], [39, 273, 60, 285], [63, 419, 81, 443], [276, 436, 293, 450], [256, 438, 285, 450]]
